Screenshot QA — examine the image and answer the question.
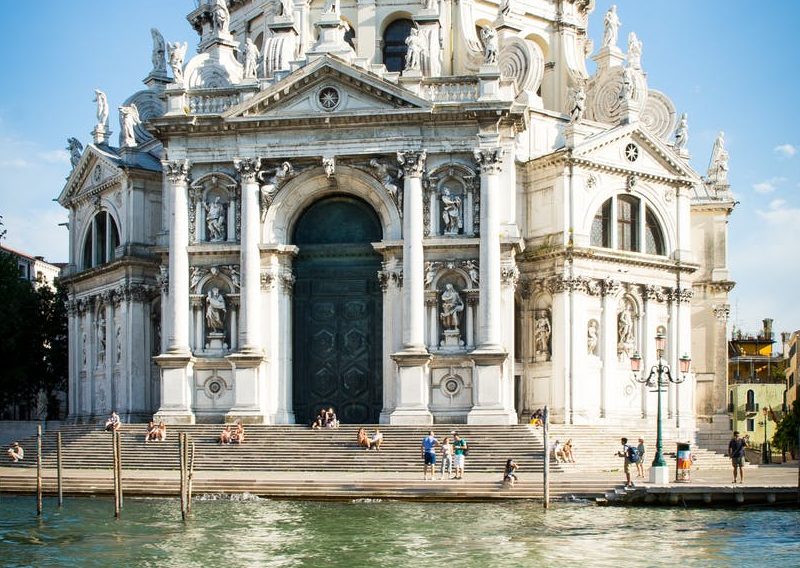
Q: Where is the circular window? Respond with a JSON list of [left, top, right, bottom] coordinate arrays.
[[208, 380, 222, 394], [440, 374, 463, 398], [624, 143, 639, 162], [204, 376, 226, 399], [444, 378, 459, 394], [318, 87, 340, 111]]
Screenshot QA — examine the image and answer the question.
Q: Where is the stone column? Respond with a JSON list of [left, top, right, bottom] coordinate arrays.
[[390, 150, 432, 424], [474, 148, 504, 349], [154, 160, 195, 424], [234, 157, 263, 353], [165, 160, 191, 355]]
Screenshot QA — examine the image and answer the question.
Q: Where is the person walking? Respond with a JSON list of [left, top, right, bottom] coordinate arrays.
[[728, 431, 747, 483], [636, 438, 646, 478], [421, 430, 438, 480], [453, 432, 468, 479], [615, 437, 634, 488]]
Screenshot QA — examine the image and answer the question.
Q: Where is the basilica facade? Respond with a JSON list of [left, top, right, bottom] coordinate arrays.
[[58, 0, 734, 438]]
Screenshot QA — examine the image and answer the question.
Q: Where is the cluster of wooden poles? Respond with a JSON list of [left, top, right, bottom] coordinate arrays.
[[32, 427, 197, 519]]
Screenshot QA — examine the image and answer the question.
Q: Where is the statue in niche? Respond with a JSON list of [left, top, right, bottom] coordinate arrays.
[[168, 42, 188, 84], [535, 313, 551, 355], [673, 113, 688, 150], [619, 67, 633, 102], [97, 312, 106, 362], [602, 5, 621, 49], [587, 319, 599, 356], [708, 131, 729, 182], [617, 303, 635, 357], [242, 37, 260, 79], [481, 26, 498, 65], [464, 260, 479, 286], [151, 28, 166, 73], [119, 104, 141, 148], [212, 0, 230, 34], [499, 0, 512, 17], [67, 138, 83, 169], [203, 196, 227, 241], [278, 0, 293, 17], [568, 83, 586, 123], [205, 287, 227, 332], [440, 284, 464, 331], [404, 29, 424, 72], [94, 90, 109, 129], [627, 32, 642, 69], [440, 188, 462, 235]]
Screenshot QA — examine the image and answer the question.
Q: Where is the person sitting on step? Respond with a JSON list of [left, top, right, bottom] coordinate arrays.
[[368, 428, 383, 451], [325, 407, 339, 429], [551, 440, 566, 463], [145, 421, 158, 442], [562, 439, 576, 463], [105, 411, 121, 432], [156, 420, 167, 442], [503, 458, 519, 486], [219, 425, 232, 445], [357, 427, 370, 450], [529, 408, 543, 428], [231, 422, 245, 444], [6, 442, 24, 463], [311, 409, 325, 430]]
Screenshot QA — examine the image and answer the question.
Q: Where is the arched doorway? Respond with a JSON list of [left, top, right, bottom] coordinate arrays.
[[292, 196, 383, 424]]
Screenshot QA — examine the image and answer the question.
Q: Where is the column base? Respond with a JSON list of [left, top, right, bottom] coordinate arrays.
[[273, 410, 296, 425], [388, 408, 433, 425], [390, 350, 432, 423], [153, 411, 196, 425], [153, 353, 195, 424], [649, 465, 670, 485], [467, 408, 517, 425], [225, 411, 269, 425], [226, 352, 268, 421], [468, 349, 515, 424]]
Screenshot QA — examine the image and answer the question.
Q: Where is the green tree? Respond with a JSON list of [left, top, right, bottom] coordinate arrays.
[[772, 400, 799, 459]]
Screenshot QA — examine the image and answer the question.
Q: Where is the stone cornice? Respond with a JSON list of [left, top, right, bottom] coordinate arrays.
[[61, 255, 160, 289], [521, 244, 698, 274], [693, 279, 736, 293]]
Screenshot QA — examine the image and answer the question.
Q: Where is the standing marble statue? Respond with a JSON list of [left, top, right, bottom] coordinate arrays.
[[440, 284, 464, 330], [67, 138, 83, 169], [204, 196, 227, 241], [440, 188, 462, 235], [151, 28, 166, 73], [212, 0, 230, 34], [602, 5, 621, 48], [404, 28, 424, 71], [617, 303, 635, 356], [673, 113, 688, 150], [205, 287, 227, 332], [708, 131, 729, 182], [97, 312, 107, 361], [619, 66, 633, 102], [587, 319, 599, 356], [94, 90, 109, 129], [627, 32, 642, 69], [568, 83, 586, 123], [481, 26, 498, 65], [243, 37, 260, 79], [535, 314, 551, 354], [119, 104, 140, 148], [168, 42, 188, 84]]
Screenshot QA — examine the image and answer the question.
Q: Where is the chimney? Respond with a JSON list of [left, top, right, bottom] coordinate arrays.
[[763, 318, 773, 340]]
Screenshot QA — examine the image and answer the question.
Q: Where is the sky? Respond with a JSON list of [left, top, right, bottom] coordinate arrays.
[[0, 1, 797, 341]]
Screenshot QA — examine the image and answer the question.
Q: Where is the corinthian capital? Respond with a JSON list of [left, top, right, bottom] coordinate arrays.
[[473, 147, 504, 174], [234, 157, 262, 183], [396, 150, 427, 178], [164, 159, 191, 185]]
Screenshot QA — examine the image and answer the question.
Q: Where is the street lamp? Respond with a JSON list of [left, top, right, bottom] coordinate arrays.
[[759, 407, 770, 464], [630, 332, 692, 483]]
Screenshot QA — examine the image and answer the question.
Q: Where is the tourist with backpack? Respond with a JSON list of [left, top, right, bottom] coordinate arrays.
[[616, 437, 639, 488], [636, 438, 646, 478]]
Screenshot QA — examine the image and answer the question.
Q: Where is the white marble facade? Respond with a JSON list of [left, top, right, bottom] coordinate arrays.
[[57, 1, 734, 434]]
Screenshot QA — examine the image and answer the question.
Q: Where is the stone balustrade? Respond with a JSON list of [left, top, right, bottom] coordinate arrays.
[[187, 90, 242, 115], [423, 79, 480, 103]]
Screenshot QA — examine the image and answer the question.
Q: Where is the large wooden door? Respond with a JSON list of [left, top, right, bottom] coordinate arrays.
[[292, 196, 383, 424]]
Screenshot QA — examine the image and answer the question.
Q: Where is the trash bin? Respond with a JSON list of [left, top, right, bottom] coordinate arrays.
[[675, 442, 691, 482]]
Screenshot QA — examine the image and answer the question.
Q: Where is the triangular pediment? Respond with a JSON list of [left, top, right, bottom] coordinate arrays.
[[58, 145, 126, 206], [223, 55, 431, 121], [572, 123, 699, 182]]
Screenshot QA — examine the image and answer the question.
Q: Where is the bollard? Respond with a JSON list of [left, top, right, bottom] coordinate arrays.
[[57, 432, 63, 508], [36, 425, 42, 516]]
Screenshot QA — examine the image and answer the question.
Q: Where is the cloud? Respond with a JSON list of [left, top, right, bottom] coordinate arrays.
[[752, 177, 787, 194], [754, 198, 800, 225], [774, 144, 797, 159], [37, 149, 70, 164], [0, 158, 32, 169]]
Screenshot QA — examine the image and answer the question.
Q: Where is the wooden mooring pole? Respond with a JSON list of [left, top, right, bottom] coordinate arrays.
[[36, 425, 42, 516], [116, 430, 123, 509], [179, 432, 187, 521], [57, 432, 63, 507], [543, 406, 550, 510], [187, 438, 195, 514], [112, 431, 120, 518]]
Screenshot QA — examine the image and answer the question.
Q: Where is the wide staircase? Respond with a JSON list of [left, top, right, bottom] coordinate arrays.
[[1, 424, 622, 500], [547, 424, 732, 474]]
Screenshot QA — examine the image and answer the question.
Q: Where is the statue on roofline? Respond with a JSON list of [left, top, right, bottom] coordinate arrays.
[[603, 5, 621, 48]]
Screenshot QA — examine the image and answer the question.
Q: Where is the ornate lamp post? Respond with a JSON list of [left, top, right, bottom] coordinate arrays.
[[630, 333, 691, 483]]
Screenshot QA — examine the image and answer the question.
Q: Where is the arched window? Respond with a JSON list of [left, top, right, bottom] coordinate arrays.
[[382, 19, 413, 73], [617, 195, 639, 252], [589, 195, 666, 256], [81, 211, 120, 270], [746, 389, 756, 412]]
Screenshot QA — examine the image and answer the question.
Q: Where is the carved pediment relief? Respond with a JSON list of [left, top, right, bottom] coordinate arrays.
[[58, 146, 125, 206], [224, 56, 430, 120]]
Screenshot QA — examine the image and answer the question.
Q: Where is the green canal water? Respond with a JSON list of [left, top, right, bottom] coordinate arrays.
[[0, 495, 798, 567]]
